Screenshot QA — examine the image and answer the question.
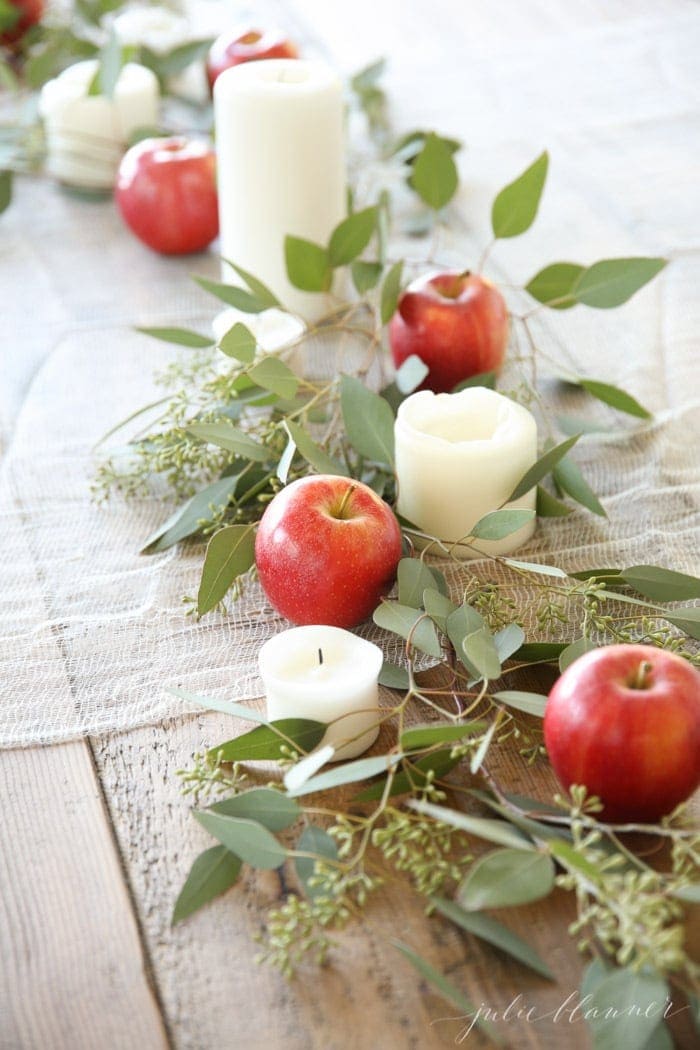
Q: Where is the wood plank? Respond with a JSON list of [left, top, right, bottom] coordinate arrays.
[[0, 741, 169, 1050]]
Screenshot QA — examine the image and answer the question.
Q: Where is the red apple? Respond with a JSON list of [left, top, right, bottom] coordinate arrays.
[[544, 644, 700, 822], [255, 476, 402, 628], [0, 0, 43, 47], [206, 26, 298, 90], [389, 270, 509, 393], [115, 137, 218, 255]]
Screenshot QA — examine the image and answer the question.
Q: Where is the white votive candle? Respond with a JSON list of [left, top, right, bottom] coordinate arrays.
[[214, 59, 346, 322], [395, 387, 538, 558], [39, 60, 159, 190], [258, 626, 383, 761]]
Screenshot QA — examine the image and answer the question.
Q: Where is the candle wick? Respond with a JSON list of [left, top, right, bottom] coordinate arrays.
[[318, 648, 324, 665]]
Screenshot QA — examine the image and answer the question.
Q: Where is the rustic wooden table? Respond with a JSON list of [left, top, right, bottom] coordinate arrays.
[[2, 2, 699, 1048]]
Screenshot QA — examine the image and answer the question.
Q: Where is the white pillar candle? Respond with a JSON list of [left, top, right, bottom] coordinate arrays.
[[214, 59, 346, 323], [395, 387, 538, 558], [39, 60, 160, 190], [258, 626, 383, 761]]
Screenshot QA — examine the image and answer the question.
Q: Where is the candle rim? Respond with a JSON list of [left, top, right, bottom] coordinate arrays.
[[395, 386, 537, 449], [258, 625, 384, 687], [213, 58, 341, 98]]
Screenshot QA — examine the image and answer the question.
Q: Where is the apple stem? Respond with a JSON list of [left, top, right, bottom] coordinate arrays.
[[632, 660, 653, 689], [318, 648, 323, 666], [336, 484, 356, 520]]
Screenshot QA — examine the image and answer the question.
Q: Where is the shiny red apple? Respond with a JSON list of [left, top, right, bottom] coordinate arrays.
[[389, 270, 509, 393], [544, 644, 700, 822], [255, 475, 402, 628], [0, 0, 43, 47], [206, 26, 298, 90], [115, 137, 218, 255]]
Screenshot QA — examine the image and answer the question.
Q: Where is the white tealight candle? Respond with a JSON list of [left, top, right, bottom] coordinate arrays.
[[258, 626, 383, 761], [214, 59, 346, 322], [395, 387, 538, 558], [39, 60, 160, 190]]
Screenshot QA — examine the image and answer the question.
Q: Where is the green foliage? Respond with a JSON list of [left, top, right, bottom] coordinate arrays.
[[0, 170, 12, 215], [210, 719, 326, 762], [284, 236, 332, 292], [172, 845, 242, 924], [409, 133, 459, 210], [492, 151, 549, 238], [197, 524, 256, 614]]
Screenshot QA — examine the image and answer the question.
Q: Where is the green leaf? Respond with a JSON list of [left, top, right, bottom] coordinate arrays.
[[283, 745, 336, 794], [536, 485, 574, 517], [221, 260, 281, 308], [397, 558, 443, 609], [664, 606, 700, 641], [287, 753, 402, 798], [284, 235, 332, 292], [218, 322, 256, 363], [463, 627, 501, 681], [197, 524, 256, 614], [172, 845, 242, 924], [552, 456, 607, 516], [409, 800, 535, 850], [282, 420, 349, 476], [621, 564, 700, 603], [423, 589, 458, 633], [168, 688, 267, 724], [393, 943, 501, 1044], [508, 435, 581, 501], [194, 275, 269, 313], [141, 476, 239, 553], [400, 721, 486, 751], [491, 151, 549, 239], [340, 374, 395, 465], [549, 839, 602, 881], [493, 623, 526, 662], [194, 811, 286, 870], [586, 969, 669, 1050], [430, 897, 554, 980], [525, 261, 585, 310], [295, 825, 339, 899], [187, 422, 270, 462], [248, 357, 298, 399], [512, 641, 568, 664], [395, 355, 429, 394], [210, 788, 300, 831], [458, 848, 555, 910], [446, 604, 485, 677], [354, 749, 461, 802], [504, 558, 568, 578], [380, 260, 404, 324], [276, 432, 296, 484], [577, 378, 651, 420], [351, 260, 383, 294], [373, 601, 443, 659], [670, 883, 700, 904], [328, 206, 378, 266], [0, 0, 20, 31], [350, 56, 387, 91], [91, 28, 123, 98], [409, 133, 459, 210], [136, 326, 214, 349], [378, 660, 411, 689], [0, 169, 11, 215], [451, 370, 497, 392], [559, 636, 596, 672], [574, 257, 667, 309], [493, 691, 548, 717], [470, 509, 535, 541], [211, 719, 326, 762]]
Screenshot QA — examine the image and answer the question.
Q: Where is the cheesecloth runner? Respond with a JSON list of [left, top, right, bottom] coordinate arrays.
[[1, 3, 699, 747]]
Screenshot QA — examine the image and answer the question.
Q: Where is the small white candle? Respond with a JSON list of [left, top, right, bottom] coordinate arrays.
[[39, 60, 159, 190], [214, 59, 346, 322], [258, 626, 383, 761], [395, 387, 538, 558]]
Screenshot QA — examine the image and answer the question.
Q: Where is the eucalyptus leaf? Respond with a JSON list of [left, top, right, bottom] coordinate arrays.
[[512, 641, 568, 664], [222, 259, 281, 307], [470, 508, 535, 541], [578, 378, 651, 420], [508, 435, 581, 500], [210, 718, 326, 762], [463, 627, 501, 681], [380, 260, 404, 324], [400, 721, 486, 751], [218, 322, 256, 362], [172, 845, 242, 924], [493, 691, 548, 717], [549, 839, 601, 881], [373, 601, 443, 659], [559, 637, 596, 672], [340, 375, 395, 465], [552, 456, 607, 516], [395, 354, 429, 394], [525, 261, 585, 309], [458, 848, 555, 910], [621, 564, 700, 602], [91, 28, 122, 98], [283, 745, 336, 794], [536, 485, 574, 517], [423, 588, 458, 632], [493, 623, 526, 662], [397, 558, 443, 609], [276, 432, 295, 484], [351, 260, 383, 293], [469, 720, 497, 774], [451, 371, 497, 392], [284, 235, 332, 292], [409, 800, 535, 850], [287, 753, 402, 798], [586, 969, 670, 1050], [0, 169, 11, 215], [136, 326, 214, 349], [378, 661, 411, 690], [664, 607, 700, 641], [295, 825, 339, 899], [282, 420, 349, 476], [354, 749, 461, 802], [446, 604, 485, 677], [409, 132, 459, 211], [328, 206, 378, 266], [197, 524, 256, 614], [504, 558, 568, 578], [194, 811, 286, 870], [144, 38, 216, 79], [669, 883, 700, 904], [557, 414, 612, 436], [187, 422, 270, 462], [248, 357, 298, 399], [491, 151, 548, 239], [194, 275, 269, 313], [430, 897, 554, 980], [141, 475, 239, 553], [210, 788, 300, 831], [575, 257, 667, 309], [168, 688, 267, 724]]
